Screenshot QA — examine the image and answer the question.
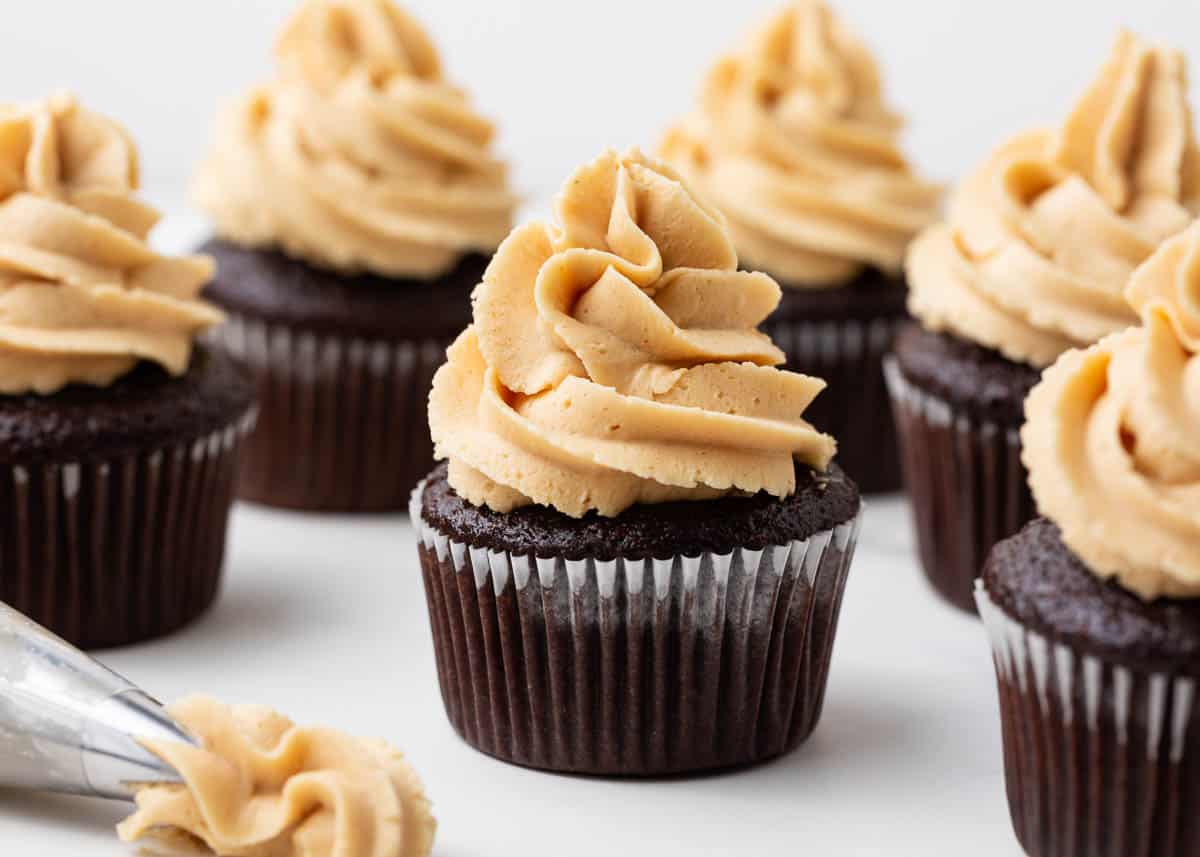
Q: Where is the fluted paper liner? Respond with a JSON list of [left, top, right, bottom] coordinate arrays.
[[0, 410, 256, 650], [977, 583, 1200, 857], [885, 356, 1035, 613], [768, 316, 904, 495], [210, 313, 450, 512], [412, 485, 861, 776]]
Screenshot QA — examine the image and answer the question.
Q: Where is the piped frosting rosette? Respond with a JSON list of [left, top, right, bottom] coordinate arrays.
[[429, 149, 836, 518], [909, 30, 1200, 369], [118, 696, 435, 857], [194, 0, 516, 278], [659, 1, 940, 287], [1022, 221, 1200, 600], [0, 94, 221, 395]]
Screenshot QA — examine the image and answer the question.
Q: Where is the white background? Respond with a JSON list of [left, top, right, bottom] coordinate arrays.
[[4, 0, 1200, 212], [2, 2, 1200, 855]]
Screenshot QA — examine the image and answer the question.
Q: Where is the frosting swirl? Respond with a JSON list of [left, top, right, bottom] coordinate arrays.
[[429, 149, 836, 518], [1022, 222, 1200, 601], [118, 696, 435, 857], [0, 94, 221, 395], [909, 30, 1200, 369], [659, 1, 940, 288], [194, 0, 516, 279]]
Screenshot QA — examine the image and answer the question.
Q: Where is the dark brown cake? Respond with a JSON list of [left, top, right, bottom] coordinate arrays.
[[0, 347, 256, 649], [414, 462, 861, 776], [202, 239, 486, 512], [764, 267, 908, 495], [979, 519, 1200, 857], [887, 323, 1041, 614]]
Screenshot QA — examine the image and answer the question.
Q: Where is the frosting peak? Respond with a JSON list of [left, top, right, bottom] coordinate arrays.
[[908, 31, 1200, 369], [0, 94, 220, 395], [194, 0, 516, 279], [429, 149, 836, 518], [118, 696, 435, 857], [1023, 222, 1200, 601], [660, 1, 940, 288]]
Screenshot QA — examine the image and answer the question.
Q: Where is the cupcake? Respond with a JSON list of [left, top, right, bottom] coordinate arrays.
[[977, 222, 1200, 857], [889, 31, 1200, 613], [660, 0, 940, 494], [0, 95, 254, 649], [414, 149, 862, 776], [194, 0, 517, 512]]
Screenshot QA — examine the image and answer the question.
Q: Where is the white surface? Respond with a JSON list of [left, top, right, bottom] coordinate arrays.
[[5, 0, 1200, 213], [0, 497, 1023, 857]]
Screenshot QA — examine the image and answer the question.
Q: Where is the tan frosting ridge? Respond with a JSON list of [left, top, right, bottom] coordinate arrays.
[[0, 94, 221, 395], [118, 696, 435, 857], [908, 30, 1200, 369], [429, 148, 836, 518], [194, 0, 516, 279], [1022, 221, 1200, 601], [659, 1, 940, 288]]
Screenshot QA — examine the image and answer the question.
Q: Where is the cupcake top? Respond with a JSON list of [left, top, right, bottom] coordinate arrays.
[[118, 696, 435, 857], [1022, 221, 1200, 601], [428, 148, 837, 518], [194, 0, 517, 279], [658, 1, 940, 288], [909, 31, 1200, 369], [0, 94, 221, 396]]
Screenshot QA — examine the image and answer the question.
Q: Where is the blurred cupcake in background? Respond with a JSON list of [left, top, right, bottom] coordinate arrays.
[[890, 30, 1200, 613], [194, 0, 517, 512], [0, 94, 254, 649], [661, 0, 940, 494], [415, 149, 862, 776], [978, 221, 1200, 856]]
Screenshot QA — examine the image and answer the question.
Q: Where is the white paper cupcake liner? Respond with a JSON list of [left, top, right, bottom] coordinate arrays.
[[976, 583, 1200, 856], [411, 484, 862, 776], [884, 356, 1035, 613]]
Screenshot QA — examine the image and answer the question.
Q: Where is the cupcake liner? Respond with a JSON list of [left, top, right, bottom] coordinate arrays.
[[0, 409, 256, 650], [767, 316, 905, 494], [976, 584, 1200, 857], [412, 485, 862, 776], [210, 313, 451, 512], [884, 356, 1035, 614]]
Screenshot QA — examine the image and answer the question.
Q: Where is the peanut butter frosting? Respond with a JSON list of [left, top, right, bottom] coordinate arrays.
[[658, 1, 940, 288], [0, 94, 221, 395], [194, 0, 516, 279], [118, 696, 435, 857], [429, 148, 836, 518], [1022, 222, 1200, 601], [908, 30, 1200, 369]]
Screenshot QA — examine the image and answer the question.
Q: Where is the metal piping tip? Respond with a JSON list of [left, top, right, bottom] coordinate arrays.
[[0, 602, 194, 802]]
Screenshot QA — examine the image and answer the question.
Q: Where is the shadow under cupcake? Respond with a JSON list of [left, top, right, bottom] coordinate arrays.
[[889, 30, 1200, 613], [413, 149, 863, 776], [978, 223, 1200, 856], [192, 0, 516, 512], [660, 0, 941, 495]]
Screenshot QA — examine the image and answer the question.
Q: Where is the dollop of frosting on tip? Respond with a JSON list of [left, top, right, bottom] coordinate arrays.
[[1023, 221, 1200, 601], [0, 94, 221, 395], [117, 696, 435, 857], [193, 0, 516, 279], [429, 148, 836, 518], [909, 30, 1200, 369], [659, 0, 940, 288]]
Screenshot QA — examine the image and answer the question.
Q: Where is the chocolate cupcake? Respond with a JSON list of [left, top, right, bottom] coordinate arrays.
[[194, 0, 517, 512], [978, 223, 1200, 856], [0, 95, 254, 649], [890, 31, 1200, 613], [414, 149, 863, 776], [660, 1, 941, 494]]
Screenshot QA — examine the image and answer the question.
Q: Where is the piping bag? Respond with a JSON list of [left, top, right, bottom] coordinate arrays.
[[0, 601, 192, 801]]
